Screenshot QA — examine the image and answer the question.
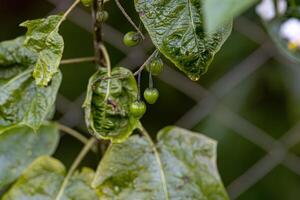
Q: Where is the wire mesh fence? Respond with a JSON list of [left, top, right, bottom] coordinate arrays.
[[45, 0, 300, 199]]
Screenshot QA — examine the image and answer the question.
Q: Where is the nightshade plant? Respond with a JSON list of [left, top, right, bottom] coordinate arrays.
[[0, 0, 299, 199]]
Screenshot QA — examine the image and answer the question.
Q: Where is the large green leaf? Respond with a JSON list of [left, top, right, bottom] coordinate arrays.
[[2, 156, 99, 200], [0, 66, 61, 133], [20, 15, 64, 86], [0, 123, 59, 189], [93, 126, 229, 199], [135, 0, 232, 81], [83, 67, 139, 143], [204, 0, 258, 33]]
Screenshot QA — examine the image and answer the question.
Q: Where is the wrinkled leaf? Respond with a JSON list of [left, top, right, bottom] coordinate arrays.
[[135, 0, 232, 81], [93, 126, 229, 200], [83, 67, 139, 143], [204, 0, 258, 33], [0, 123, 59, 189], [2, 156, 99, 200], [0, 66, 61, 133], [0, 37, 36, 66], [264, 11, 300, 64], [20, 15, 64, 86]]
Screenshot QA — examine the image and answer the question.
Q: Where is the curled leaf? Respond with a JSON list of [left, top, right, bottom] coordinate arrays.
[[83, 67, 139, 143], [93, 126, 229, 199], [20, 15, 64, 86], [135, 0, 232, 81]]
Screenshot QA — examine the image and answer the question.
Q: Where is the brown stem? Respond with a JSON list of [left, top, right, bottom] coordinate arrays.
[[92, 0, 106, 67]]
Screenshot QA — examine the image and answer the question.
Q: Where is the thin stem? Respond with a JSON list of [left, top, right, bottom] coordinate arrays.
[[56, 0, 81, 29], [149, 72, 153, 89], [273, 0, 279, 16], [58, 124, 98, 153], [114, 0, 145, 40], [60, 56, 96, 65], [133, 50, 158, 76], [100, 44, 112, 77], [55, 138, 97, 200], [138, 124, 169, 200]]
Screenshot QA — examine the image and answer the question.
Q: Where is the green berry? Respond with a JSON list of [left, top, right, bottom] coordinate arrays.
[[81, 0, 93, 7], [123, 31, 142, 47], [146, 57, 164, 75], [130, 101, 146, 118], [144, 88, 159, 104], [96, 11, 109, 22]]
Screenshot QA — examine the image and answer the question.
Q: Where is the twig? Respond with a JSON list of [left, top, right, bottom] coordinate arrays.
[[55, 137, 97, 200], [58, 123, 98, 153], [114, 0, 145, 40], [138, 124, 169, 200], [60, 56, 96, 65], [99, 44, 112, 76], [56, 0, 81, 29], [133, 50, 158, 76]]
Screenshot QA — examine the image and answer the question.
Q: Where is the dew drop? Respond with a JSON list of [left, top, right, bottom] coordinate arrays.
[[188, 74, 200, 81]]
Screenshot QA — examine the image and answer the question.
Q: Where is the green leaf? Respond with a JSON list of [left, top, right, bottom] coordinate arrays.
[[83, 67, 139, 143], [20, 15, 64, 86], [0, 123, 59, 189], [134, 0, 232, 81], [0, 37, 36, 66], [0, 65, 62, 133], [2, 156, 99, 200], [93, 126, 229, 199], [204, 0, 258, 33]]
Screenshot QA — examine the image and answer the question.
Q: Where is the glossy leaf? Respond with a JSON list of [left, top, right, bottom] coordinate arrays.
[[204, 0, 258, 33], [2, 156, 99, 200], [93, 126, 229, 200], [135, 0, 232, 81], [0, 123, 59, 189], [0, 65, 61, 133], [20, 15, 64, 86], [83, 67, 139, 143]]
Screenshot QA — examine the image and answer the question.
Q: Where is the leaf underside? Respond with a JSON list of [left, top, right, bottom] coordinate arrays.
[[83, 67, 139, 143], [93, 126, 229, 200], [2, 156, 99, 200], [0, 123, 59, 189], [135, 0, 232, 81]]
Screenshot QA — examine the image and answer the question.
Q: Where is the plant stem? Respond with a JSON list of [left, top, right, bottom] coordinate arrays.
[[92, 0, 106, 67], [58, 123, 98, 153], [149, 72, 153, 89], [138, 124, 169, 200], [114, 0, 145, 40], [56, 0, 81, 29], [133, 50, 158, 76], [99, 44, 112, 76], [60, 56, 96, 65], [55, 137, 97, 200]]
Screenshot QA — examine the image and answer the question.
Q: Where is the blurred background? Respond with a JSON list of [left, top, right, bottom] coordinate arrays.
[[1, 0, 300, 199]]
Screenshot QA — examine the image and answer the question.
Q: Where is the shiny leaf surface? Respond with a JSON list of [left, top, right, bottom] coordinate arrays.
[[0, 123, 59, 189], [93, 126, 229, 200], [135, 0, 232, 81], [20, 15, 64, 86], [2, 156, 99, 200], [83, 67, 139, 143]]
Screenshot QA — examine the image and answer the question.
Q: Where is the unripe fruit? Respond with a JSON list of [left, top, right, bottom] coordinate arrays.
[[123, 31, 142, 47], [81, 0, 93, 7], [146, 57, 164, 75], [130, 101, 146, 118], [144, 88, 159, 104], [96, 11, 109, 22]]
